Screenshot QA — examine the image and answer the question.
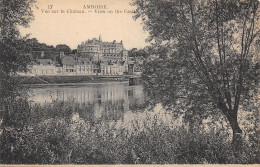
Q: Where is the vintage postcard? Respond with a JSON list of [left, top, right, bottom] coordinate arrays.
[[0, 0, 259, 166]]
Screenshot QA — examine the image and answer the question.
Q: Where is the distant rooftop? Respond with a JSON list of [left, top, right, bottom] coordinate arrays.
[[62, 56, 76, 66], [36, 59, 55, 65]]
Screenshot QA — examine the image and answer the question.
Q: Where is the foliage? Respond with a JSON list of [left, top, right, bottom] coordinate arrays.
[[25, 38, 73, 61], [56, 44, 71, 54], [0, 0, 35, 70], [0, 0, 35, 40], [0, 0, 36, 98], [0, 99, 259, 164], [133, 0, 260, 138], [128, 48, 149, 59]]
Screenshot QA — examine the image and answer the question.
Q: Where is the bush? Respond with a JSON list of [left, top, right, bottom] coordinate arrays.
[[0, 99, 259, 164]]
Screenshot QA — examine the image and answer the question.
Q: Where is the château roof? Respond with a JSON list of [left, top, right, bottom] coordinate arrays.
[[78, 37, 124, 48]]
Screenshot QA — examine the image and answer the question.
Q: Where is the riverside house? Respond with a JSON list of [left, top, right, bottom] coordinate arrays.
[[19, 52, 128, 76], [19, 58, 63, 76], [19, 37, 132, 76]]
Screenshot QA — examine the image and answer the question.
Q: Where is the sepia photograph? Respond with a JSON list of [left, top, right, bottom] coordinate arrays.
[[0, 0, 259, 165]]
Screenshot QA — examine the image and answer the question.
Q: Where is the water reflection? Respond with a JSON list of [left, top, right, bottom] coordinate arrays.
[[29, 82, 145, 122]]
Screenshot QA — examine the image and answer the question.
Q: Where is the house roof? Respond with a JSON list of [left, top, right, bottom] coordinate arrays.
[[36, 59, 55, 65], [30, 61, 38, 65], [77, 57, 91, 62], [62, 56, 76, 65]]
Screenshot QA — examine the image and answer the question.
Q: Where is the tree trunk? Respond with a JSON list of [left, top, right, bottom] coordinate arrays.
[[225, 110, 242, 154], [227, 113, 242, 136]]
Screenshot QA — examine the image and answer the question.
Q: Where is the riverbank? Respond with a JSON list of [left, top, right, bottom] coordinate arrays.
[[17, 75, 129, 85], [1, 98, 258, 164]]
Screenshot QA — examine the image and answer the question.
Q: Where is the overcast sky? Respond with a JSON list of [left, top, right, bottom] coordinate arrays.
[[19, 0, 149, 50]]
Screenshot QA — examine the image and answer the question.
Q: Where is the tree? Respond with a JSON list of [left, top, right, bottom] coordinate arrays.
[[72, 49, 77, 54], [129, 48, 150, 59], [133, 0, 260, 142], [0, 0, 35, 39], [56, 44, 71, 54], [0, 0, 36, 161], [0, 0, 36, 97]]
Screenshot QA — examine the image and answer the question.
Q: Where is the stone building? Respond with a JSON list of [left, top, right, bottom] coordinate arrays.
[[77, 35, 128, 74], [61, 55, 77, 75], [76, 57, 94, 75], [19, 58, 62, 76]]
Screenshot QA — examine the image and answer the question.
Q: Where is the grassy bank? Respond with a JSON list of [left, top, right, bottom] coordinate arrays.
[[0, 98, 259, 164], [17, 75, 129, 85]]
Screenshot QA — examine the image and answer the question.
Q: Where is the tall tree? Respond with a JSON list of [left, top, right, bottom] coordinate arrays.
[[0, 1, 35, 159], [133, 0, 260, 142], [56, 44, 71, 54], [0, 0, 35, 97]]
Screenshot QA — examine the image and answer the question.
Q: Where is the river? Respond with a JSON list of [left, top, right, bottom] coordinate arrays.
[[29, 82, 147, 121], [28, 81, 176, 128], [29, 81, 144, 107]]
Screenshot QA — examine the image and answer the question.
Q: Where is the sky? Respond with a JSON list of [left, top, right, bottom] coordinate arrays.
[[19, 0, 149, 50]]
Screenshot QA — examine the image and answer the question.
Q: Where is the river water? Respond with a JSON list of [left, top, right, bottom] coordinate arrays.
[[28, 81, 176, 128], [29, 81, 144, 108]]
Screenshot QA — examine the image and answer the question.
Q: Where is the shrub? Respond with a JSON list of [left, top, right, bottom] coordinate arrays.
[[0, 99, 259, 164]]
